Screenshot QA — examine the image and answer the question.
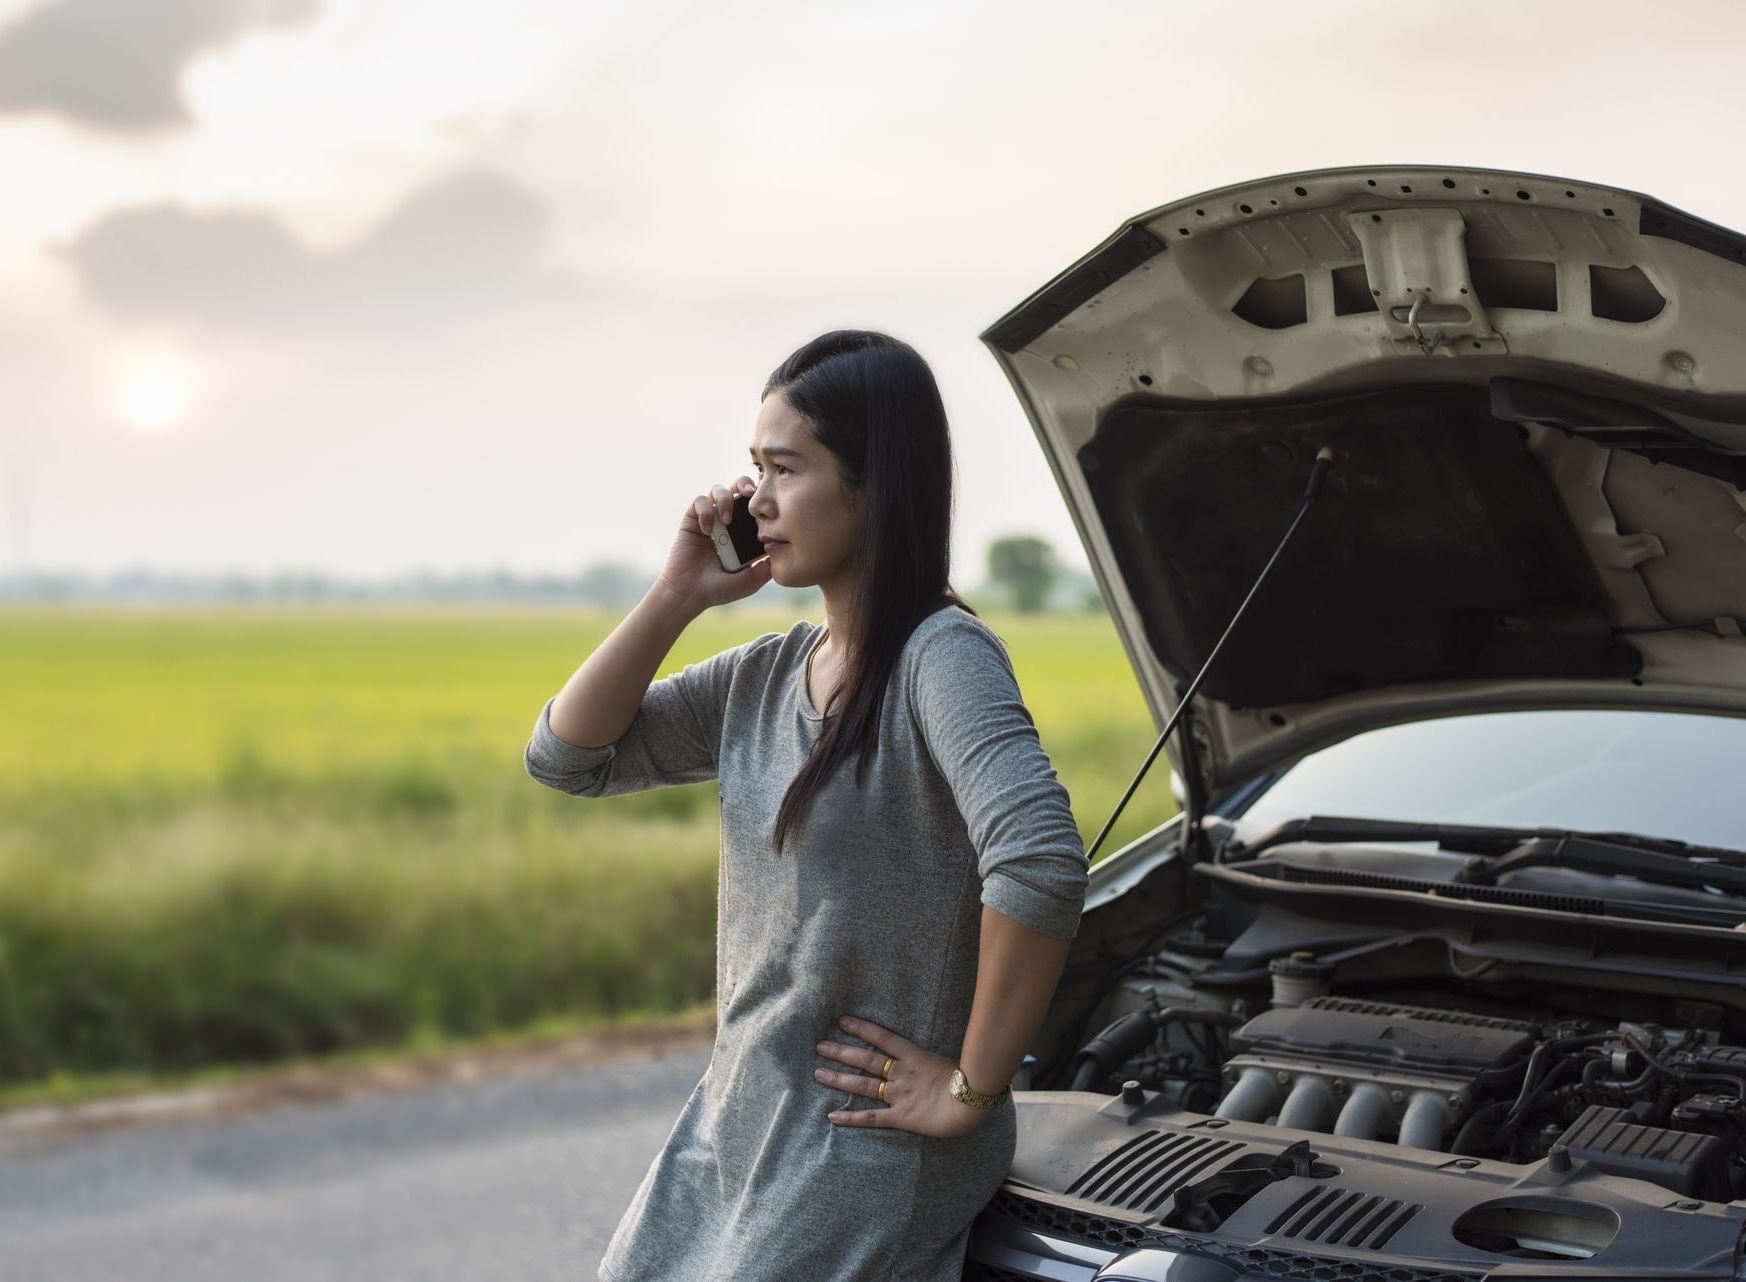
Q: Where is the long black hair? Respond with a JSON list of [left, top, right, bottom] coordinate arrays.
[[765, 330, 977, 856]]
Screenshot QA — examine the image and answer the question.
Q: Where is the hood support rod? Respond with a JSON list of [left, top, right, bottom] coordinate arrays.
[[1086, 446, 1338, 864]]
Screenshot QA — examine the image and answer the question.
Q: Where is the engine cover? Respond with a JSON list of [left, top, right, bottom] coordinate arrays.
[[1215, 997, 1537, 1147]]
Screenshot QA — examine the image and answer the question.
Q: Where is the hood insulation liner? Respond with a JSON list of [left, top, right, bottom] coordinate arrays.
[[1079, 383, 1644, 710]]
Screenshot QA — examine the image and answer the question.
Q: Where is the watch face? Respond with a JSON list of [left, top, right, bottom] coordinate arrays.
[[951, 1068, 998, 1106]]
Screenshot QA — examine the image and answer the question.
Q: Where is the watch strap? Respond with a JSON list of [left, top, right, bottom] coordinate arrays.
[[949, 1066, 1009, 1109]]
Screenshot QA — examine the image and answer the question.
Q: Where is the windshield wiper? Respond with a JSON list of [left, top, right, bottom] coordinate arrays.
[[1224, 815, 1746, 894], [1461, 834, 1746, 897]]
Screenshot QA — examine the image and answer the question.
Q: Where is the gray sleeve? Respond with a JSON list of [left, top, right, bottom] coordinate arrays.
[[523, 639, 751, 797], [906, 617, 1090, 941]]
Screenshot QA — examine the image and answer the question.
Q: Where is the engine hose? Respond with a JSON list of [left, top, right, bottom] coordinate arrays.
[[1465, 1037, 1616, 1153], [1449, 1100, 1510, 1156], [1692, 1045, 1746, 1082], [1040, 950, 1202, 1086], [1599, 1065, 1658, 1097], [1502, 1055, 1591, 1133], [1502, 1034, 1615, 1131], [1069, 1007, 1244, 1092], [1624, 1032, 1746, 1101], [1502, 1042, 1552, 1129]]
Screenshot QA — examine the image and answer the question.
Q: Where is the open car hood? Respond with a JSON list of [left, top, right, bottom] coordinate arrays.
[[980, 165, 1746, 800]]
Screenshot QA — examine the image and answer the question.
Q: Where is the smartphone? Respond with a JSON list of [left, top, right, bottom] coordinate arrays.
[[712, 491, 767, 572]]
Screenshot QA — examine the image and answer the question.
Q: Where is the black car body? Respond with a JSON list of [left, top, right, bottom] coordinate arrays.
[[962, 165, 1746, 1281]]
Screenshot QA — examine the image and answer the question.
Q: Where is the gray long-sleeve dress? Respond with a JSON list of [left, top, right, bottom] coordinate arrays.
[[524, 603, 1090, 1282]]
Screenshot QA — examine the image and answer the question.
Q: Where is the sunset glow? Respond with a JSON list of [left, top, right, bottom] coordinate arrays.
[[0, 0, 1735, 577], [112, 354, 201, 433]]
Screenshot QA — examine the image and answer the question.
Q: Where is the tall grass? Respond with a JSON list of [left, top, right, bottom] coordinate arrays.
[[0, 606, 1177, 1089]]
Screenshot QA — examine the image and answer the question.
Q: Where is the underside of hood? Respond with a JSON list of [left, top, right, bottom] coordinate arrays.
[[979, 165, 1746, 799]]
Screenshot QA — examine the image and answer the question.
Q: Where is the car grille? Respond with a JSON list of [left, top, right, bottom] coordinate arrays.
[[970, 1187, 1483, 1282], [1265, 1185, 1421, 1250], [1065, 1127, 1245, 1213]]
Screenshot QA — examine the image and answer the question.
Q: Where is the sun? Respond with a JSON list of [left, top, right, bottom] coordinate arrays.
[[112, 355, 202, 432]]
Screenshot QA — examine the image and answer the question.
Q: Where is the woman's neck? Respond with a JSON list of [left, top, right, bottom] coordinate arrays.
[[818, 586, 856, 666]]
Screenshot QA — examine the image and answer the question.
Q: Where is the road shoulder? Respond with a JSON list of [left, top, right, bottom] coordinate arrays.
[[0, 1008, 717, 1148]]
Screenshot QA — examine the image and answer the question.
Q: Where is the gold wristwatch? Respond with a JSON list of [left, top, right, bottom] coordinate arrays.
[[948, 1066, 1009, 1109]]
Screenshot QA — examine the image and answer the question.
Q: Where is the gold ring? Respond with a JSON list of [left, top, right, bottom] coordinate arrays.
[[876, 1079, 887, 1103], [880, 1058, 893, 1080]]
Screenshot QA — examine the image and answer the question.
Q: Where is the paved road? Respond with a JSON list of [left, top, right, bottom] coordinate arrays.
[[0, 1046, 712, 1282]]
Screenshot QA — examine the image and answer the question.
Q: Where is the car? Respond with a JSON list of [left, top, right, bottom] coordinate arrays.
[[960, 164, 1746, 1282]]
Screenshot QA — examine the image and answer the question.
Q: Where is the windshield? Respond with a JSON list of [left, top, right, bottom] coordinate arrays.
[[1228, 709, 1745, 851]]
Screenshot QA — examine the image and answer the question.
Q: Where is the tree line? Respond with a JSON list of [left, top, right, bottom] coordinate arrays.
[[0, 536, 1103, 612]]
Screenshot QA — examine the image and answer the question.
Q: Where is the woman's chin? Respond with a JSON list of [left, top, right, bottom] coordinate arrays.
[[766, 549, 810, 588]]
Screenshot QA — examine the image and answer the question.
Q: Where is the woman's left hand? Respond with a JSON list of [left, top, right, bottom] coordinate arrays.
[[815, 1015, 996, 1138]]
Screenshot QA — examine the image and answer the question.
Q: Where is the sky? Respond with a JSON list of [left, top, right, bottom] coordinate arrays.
[[0, 0, 1742, 583]]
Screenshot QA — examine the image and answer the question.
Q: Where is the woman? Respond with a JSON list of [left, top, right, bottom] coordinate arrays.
[[525, 330, 1089, 1281]]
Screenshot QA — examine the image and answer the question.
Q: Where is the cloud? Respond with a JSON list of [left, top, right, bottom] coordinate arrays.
[[52, 169, 586, 337], [0, 0, 321, 133]]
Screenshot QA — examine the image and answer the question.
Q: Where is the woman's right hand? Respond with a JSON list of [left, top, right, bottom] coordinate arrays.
[[655, 476, 774, 612]]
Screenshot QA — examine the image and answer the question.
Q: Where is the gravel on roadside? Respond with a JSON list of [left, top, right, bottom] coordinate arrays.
[[0, 1010, 718, 1146]]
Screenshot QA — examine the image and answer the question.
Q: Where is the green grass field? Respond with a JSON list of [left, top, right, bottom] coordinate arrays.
[[0, 605, 1178, 1096]]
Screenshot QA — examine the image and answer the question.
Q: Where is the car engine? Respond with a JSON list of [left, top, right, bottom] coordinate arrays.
[[1070, 985, 1744, 1202], [965, 852, 1746, 1281]]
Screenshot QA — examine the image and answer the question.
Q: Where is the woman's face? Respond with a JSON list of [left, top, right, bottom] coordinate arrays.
[[747, 391, 860, 591]]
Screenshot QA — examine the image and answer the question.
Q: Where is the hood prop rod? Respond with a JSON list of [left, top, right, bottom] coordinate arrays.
[[1086, 446, 1338, 864]]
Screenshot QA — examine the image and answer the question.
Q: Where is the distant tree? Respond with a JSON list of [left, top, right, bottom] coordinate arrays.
[[986, 535, 1059, 613], [576, 561, 653, 605], [1061, 568, 1106, 613]]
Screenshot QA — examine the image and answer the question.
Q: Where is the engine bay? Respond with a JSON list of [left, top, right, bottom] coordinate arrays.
[[1072, 988, 1744, 1201], [986, 822, 1746, 1276], [1053, 824, 1746, 1194]]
